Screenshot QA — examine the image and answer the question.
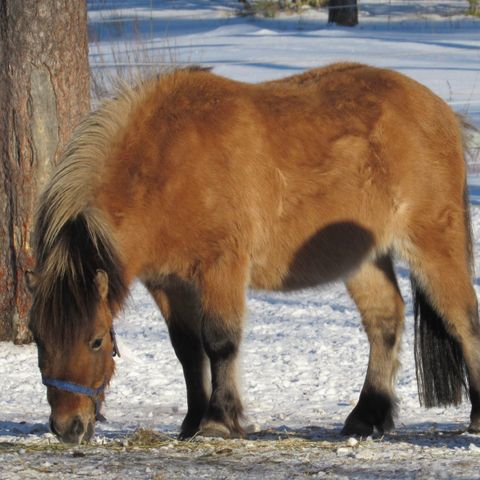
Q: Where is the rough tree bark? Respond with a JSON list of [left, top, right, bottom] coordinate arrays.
[[328, 0, 358, 27], [0, 1, 90, 343]]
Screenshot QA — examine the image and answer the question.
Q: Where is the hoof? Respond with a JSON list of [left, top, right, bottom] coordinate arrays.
[[178, 411, 206, 440], [342, 409, 394, 436], [468, 423, 480, 434], [342, 390, 395, 436], [198, 420, 245, 439], [341, 416, 374, 437], [178, 427, 199, 440], [199, 421, 232, 439]]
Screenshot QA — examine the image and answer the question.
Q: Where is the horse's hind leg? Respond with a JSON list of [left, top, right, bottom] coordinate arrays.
[[343, 255, 405, 436], [405, 213, 480, 432], [146, 280, 210, 439]]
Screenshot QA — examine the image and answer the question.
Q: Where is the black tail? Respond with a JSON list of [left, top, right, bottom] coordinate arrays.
[[412, 278, 468, 407]]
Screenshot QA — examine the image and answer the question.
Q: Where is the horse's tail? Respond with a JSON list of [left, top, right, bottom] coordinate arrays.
[[411, 278, 468, 407], [411, 115, 474, 408]]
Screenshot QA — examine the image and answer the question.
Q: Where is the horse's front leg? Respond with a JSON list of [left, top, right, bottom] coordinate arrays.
[[146, 280, 210, 439], [197, 253, 249, 438]]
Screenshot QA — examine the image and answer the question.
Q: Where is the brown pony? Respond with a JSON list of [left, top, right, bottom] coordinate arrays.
[[27, 63, 479, 444]]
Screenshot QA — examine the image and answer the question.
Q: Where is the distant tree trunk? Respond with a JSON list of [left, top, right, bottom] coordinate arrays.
[[0, 0, 90, 343], [328, 0, 358, 27]]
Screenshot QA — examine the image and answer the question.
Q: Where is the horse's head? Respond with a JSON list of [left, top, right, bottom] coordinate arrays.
[[26, 269, 117, 444]]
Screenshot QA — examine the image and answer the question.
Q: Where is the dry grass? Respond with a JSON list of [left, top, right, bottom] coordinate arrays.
[[468, 0, 480, 16], [240, 0, 327, 18], [0, 426, 357, 456], [89, 40, 173, 105], [88, 6, 177, 104]]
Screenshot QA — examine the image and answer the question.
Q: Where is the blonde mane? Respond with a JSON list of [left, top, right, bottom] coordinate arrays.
[[36, 81, 150, 251], [29, 76, 155, 347]]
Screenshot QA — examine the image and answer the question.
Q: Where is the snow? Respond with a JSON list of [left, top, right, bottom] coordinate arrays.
[[2, 1, 480, 478]]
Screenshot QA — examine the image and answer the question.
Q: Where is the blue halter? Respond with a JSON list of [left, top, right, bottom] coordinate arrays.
[[42, 328, 120, 421], [42, 375, 107, 420]]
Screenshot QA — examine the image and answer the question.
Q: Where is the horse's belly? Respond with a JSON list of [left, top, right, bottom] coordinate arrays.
[[250, 220, 376, 291]]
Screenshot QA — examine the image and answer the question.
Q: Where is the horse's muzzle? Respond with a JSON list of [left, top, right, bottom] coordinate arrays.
[[49, 415, 95, 444]]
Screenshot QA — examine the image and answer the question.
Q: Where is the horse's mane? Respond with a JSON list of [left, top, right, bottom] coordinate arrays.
[[29, 65, 238, 348], [29, 77, 151, 349]]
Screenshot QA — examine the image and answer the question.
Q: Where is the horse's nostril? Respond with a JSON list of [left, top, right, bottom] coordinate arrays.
[[71, 416, 85, 437]]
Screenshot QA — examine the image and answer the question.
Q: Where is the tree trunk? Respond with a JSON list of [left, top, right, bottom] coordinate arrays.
[[328, 0, 358, 27], [0, 0, 90, 343]]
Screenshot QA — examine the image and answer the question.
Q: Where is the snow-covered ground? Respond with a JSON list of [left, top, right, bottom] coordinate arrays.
[[2, 1, 480, 478]]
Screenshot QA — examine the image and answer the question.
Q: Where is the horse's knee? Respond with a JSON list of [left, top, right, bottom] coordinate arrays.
[[202, 316, 241, 361]]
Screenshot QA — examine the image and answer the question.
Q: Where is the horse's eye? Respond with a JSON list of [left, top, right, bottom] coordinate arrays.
[[90, 338, 103, 351]]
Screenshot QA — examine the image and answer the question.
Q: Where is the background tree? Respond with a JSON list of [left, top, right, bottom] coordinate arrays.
[[0, 0, 90, 343], [468, 0, 479, 15], [328, 0, 358, 26]]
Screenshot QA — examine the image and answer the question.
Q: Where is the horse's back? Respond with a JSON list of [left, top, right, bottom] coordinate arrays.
[[91, 65, 466, 289]]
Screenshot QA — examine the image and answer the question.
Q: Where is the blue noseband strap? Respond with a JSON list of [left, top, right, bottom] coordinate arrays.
[[41, 376, 106, 399], [42, 375, 106, 421]]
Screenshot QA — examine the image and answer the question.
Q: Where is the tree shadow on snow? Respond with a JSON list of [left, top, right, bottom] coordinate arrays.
[[383, 422, 480, 450], [248, 424, 346, 443], [248, 422, 480, 450], [0, 420, 49, 438]]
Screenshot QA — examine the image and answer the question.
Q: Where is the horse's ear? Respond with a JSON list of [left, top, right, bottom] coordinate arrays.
[[25, 271, 38, 293], [95, 270, 109, 300]]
